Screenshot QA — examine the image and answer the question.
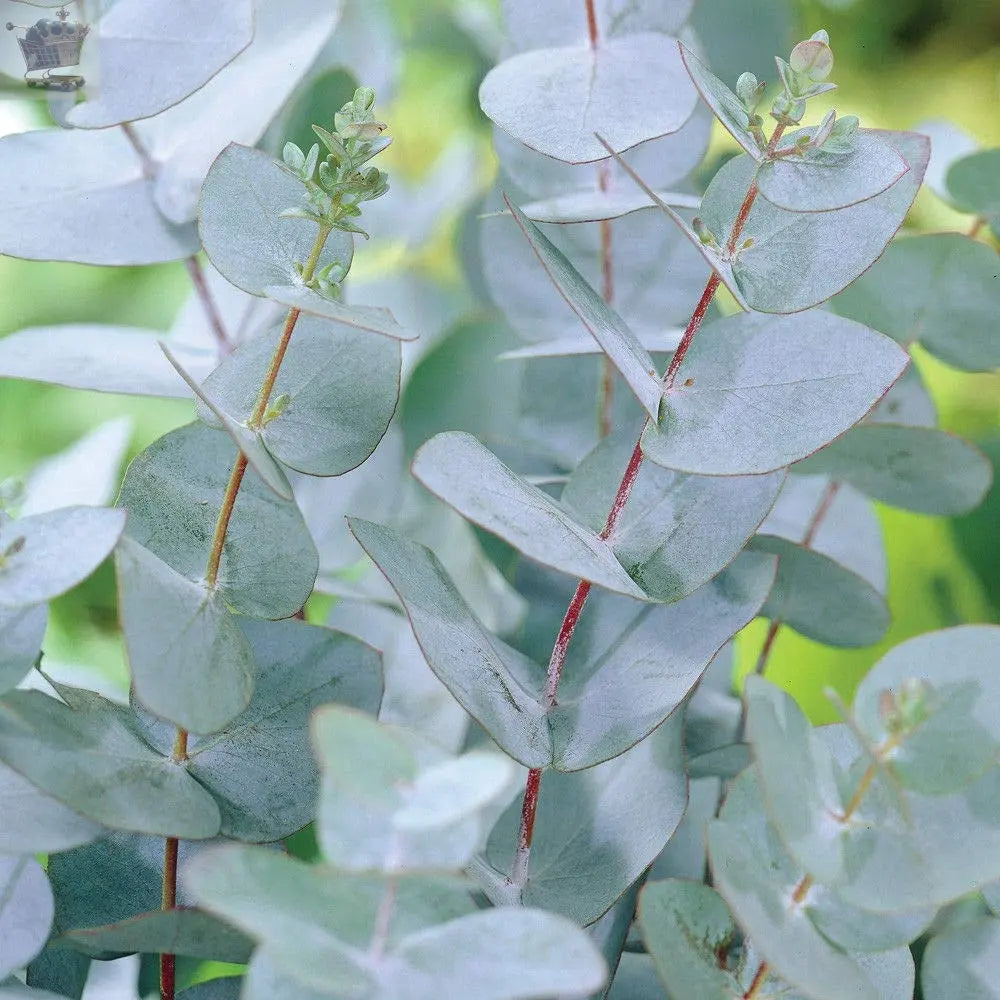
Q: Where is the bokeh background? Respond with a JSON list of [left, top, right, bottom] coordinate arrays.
[[0, 0, 998, 725]]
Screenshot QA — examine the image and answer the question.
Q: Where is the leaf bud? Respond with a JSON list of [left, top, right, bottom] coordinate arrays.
[[736, 72, 763, 113], [789, 37, 834, 83]]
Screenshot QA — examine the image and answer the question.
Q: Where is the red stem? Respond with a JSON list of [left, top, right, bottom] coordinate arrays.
[[585, 0, 599, 47], [184, 256, 232, 357], [509, 121, 775, 888]]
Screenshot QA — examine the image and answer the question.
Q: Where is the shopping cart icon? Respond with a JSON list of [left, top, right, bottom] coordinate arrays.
[[5, 6, 89, 91]]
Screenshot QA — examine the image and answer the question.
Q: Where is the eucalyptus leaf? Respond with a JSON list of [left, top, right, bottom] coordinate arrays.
[[480, 34, 696, 164], [698, 131, 928, 313], [0, 606, 45, 695], [946, 148, 1000, 234], [793, 424, 992, 516], [678, 43, 761, 159], [116, 536, 256, 736], [550, 553, 775, 770], [67, 0, 254, 128], [262, 286, 414, 341], [866, 364, 936, 429], [749, 535, 890, 647], [831, 233, 1000, 372], [641, 310, 907, 475], [500, 0, 693, 51], [917, 119, 977, 201], [638, 880, 738, 999], [21, 420, 131, 517], [498, 331, 682, 360], [199, 143, 354, 296], [922, 916, 1000, 1000], [516, 189, 700, 225], [606, 954, 668, 1000], [0, 688, 220, 839], [760, 475, 886, 592], [200, 315, 401, 477], [118, 422, 318, 619], [0, 857, 53, 979], [0, 326, 216, 398], [0, 129, 198, 265], [709, 769, 882, 1000], [169, 620, 382, 842], [484, 716, 687, 926], [853, 626, 1000, 796], [134, 0, 342, 224], [758, 129, 907, 213], [0, 507, 126, 609], [55, 910, 252, 964], [561, 427, 784, 603], [178, 978, 242, 1000], [0, 762, 103, 856], [312, 704, 513, 872], [503, 199, 666, 421], [348, 516, 551, 768], [411, 431, 648, 600]]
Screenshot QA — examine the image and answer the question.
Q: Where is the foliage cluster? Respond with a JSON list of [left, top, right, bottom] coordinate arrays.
[[0, 2, 999, 999]]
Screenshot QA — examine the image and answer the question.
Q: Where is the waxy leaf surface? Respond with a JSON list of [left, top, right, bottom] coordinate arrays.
[[0, 605, 46, 695], [480, 34, 696, 163], [0, 689, 220, 839], [641, 311, 907, 475], [0, 856, 52, 979], [0, 507, 125, 609], [794, 424, 991, 516], [118, 423, 317, 619], [116, 537, 256, 736], [199, 143, 354, 296], [67, 0, 253, 128], [831, 233, 1000, 372]]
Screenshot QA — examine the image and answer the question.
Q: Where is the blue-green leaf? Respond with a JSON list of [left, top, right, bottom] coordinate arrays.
[[480, 35, 696, 164], [946, 148, 1000, 236], [0, 605, 45, 695], [118, 422, 317, 619], [262, 286, 414, 341], [793, 424, 992, 516], [922, 916, 1000, 1000], [0, 507, 126, 609], [0, 857, 53, 979], [641, 311, 907, 475]]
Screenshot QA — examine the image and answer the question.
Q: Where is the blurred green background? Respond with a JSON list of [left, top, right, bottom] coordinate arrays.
[[0, 0, 998, 719]]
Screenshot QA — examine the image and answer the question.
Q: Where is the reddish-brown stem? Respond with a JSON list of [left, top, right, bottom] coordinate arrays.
[[752, 619, 781, 678], [968, 217, 985, 239], [511, 123, 774, 886], [204, 453, 249, 590], [184, 256, 232, 356], [801, 480, 841, 548], [160, 729, 188, 1000], [585, 0, 599, 47], [744, 960, 769, 999]]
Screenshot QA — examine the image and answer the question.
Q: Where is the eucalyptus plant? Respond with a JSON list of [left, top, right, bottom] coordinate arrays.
[[1, 2, 1000, 1000]]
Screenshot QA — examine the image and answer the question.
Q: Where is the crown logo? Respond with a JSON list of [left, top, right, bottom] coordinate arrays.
[[5, 6, 89, 91]]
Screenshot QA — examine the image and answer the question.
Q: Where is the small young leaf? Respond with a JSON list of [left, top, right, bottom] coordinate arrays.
[[831, 233, 1000, 372], [750, 535, 890, 647], [199, 143, 354, 296], [480, 35, 696, 164], [561, 427, 784, 603], [0, 507, 126, 609], [200, 315, 401, 478], [116, 536, 256, 736], [503, 198, 667, 422], [793, 424, 992, 516], [0, 605, 46, 695], [0, 688, 220, 839], [0, 857, 53, 980], [641, 310, 907, 475], [118, 423, 318, 619], [66, 0, 253, 128], [411, 432, 648, 600]]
